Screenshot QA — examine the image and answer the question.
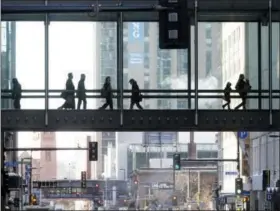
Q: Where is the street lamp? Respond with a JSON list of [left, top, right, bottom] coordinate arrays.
[[269, 134, 280, 177]]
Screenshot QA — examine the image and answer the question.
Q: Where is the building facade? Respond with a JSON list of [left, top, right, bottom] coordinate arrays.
[[127, 143, 218, 175], [220, 22, 280, 209], [94, 22, 222, 179], [1, 21, 17, 172], [39, 132, 57, 180]]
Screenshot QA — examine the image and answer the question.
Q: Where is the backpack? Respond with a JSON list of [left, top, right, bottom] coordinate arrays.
[[139, 94, 143, 102], [101, 88, 106, 97]]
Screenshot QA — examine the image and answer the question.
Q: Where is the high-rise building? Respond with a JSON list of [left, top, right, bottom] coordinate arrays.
[[93, 22, 222, 179], [1, 21, 16, 108], [39, 132, 57, 180], [1, 21, 17, 172], [220, 22, 280, 209]]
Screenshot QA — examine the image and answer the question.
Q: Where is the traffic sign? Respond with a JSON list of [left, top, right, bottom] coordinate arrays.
[[4, 161, 18, 167], [225, 171, 238, 175], [238, 131, 248, 139], [267, 193, 272, 201], [25, 164, 31, 172]]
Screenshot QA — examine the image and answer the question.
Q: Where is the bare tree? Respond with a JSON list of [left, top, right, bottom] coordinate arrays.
[[172, 170, 216, 207]]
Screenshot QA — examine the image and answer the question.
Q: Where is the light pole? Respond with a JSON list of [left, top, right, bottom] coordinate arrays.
[[269, 134, 280, 178], [120, 168, 126, 180]]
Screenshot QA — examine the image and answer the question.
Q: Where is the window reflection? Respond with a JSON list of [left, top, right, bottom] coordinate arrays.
[[123, 22, 189, 109], [1, 21, 280, 111]]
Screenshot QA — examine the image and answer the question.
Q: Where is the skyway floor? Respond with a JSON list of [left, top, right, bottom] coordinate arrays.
[[1, 109, 278, 131]]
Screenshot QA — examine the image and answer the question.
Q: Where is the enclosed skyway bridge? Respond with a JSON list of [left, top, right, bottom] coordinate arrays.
[[2, 0, 280, 132], [2, 89, 280, 131], [2, 0, 280, 22]]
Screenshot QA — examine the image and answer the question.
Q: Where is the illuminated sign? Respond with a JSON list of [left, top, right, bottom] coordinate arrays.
[[129, 53, 143, 64], [128, 22, 144, 42], [151, 182, 173, 189]]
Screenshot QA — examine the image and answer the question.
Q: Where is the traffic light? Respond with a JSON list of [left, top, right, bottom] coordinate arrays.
[[158, 0, 189, 49], [3, 170, 9, 192], [134, 179, 138, 185], [94, 183, 100, 192], [81, 171, 87, 188], [172, 195, 177, 206], [243, 196, 249, 203], [14, 198, 20, 208], [262, 170, 271, 191], [235, 177, 243, 195], [30, 194, 37, 205], [89, 141, 98, 161], [173, 153, 181, 170]]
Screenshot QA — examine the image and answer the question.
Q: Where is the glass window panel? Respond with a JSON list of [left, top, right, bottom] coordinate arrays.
[[123, 22, 189, 109], [1, 22, 45, 109], [49, 22, 117, 109], [196, 22, 260, 110]]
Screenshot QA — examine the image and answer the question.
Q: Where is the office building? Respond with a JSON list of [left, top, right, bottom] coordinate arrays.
[[39, 132, 57, 180], [1, 21, 17, 171], [93, 22, 222, 179], [220, 22, 280, 209], [127, 143, 218, 172]]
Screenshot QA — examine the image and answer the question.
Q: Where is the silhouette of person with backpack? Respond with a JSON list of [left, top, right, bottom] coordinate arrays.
[[99, 76, 113, 110], [234, 74, 251, 110], [129, 79, 143, 110], [11, 78, 22, 109], [77, 74, 87, 110], [58, 73, 75, 110], [222, 82, 232, 110]]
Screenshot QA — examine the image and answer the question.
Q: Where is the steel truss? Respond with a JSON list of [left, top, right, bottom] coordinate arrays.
[[2, 109, 280, 131], [2, 0, 280, 22]]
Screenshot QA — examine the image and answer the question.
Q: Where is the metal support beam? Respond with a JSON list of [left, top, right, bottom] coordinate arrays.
[[44, 3, 50, 126], [269, 0, 273, 125], [258, 22, 262, 109], [2, 109, 280, 131], [2, 0, 280, 22], [181, 158, 237, 162], [117, 11, 124, 125], [5, 147, 88, 151], [194, 0, 198, 125], [1, 132, 5, 206]]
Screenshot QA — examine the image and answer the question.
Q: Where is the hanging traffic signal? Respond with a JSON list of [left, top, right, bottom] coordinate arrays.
[[3, 170, 9, 192], [262, 170, 271, 191], [158, 0, 189, 49], [89, 141, 98, 161], [81, 171, 87, 188], [94, 183, 100, 192], [243, 196, 249, 203], [173, 153, 181, 170], [235, 178, 243, 195], [14, 198, 20, 208], [172, 196, 177, 206], [30, 194, 37, 205]]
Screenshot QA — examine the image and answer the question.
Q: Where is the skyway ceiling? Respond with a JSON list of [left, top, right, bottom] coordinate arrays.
[[2, 0, 280, 22]]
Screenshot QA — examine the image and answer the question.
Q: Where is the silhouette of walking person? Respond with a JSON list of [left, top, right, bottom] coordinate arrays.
[[129, 79, 143, 110], [234, 74, 251, 110], [77, 74, 87, 110], [11, 78, 22, 109], [58, 73, 75, 110], [222, 82, 232, 110], [99, 76, 113, 110]]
